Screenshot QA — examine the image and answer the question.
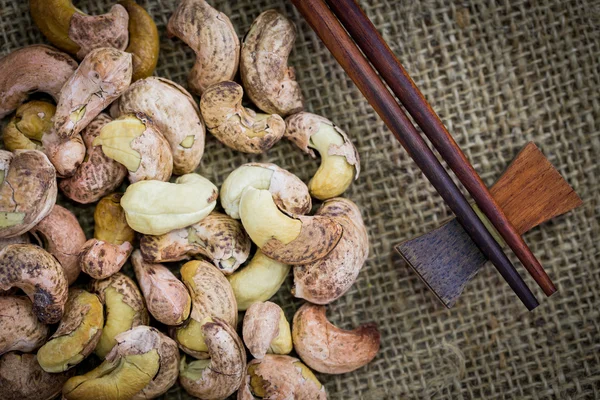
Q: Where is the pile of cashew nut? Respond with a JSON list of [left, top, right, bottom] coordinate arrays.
[[0, 1, 379, 399]]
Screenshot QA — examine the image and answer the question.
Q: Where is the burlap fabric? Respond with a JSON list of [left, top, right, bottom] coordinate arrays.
[[1, 0, 599, 398]]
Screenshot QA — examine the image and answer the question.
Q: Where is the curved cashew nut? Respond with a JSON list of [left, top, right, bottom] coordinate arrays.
[[200, 81, 286, 153], [44, 47, 132, 177], [286, 112, 360, 199], [293, 198, 369, 304], [242, 301, 292, 359], [0, 45, 77, 119], [238, 355, 326, 400], [119, 0, 160, 81], [94, 112, 173, 183], [90, 273, 149, 359], [59, 114, 128, 204], [167, 0, 239, 96], [179, 318, 246, 400], [174, 260, 237, 359], [0, 150, 57, 238], [239, 186, 342, 265], [111, 76, 205, 175], [0, 244, 68, 324], [241, 10, 304, 116], [132, 250, 191, 326], [0, 352, 74, 400], [292, 303, 380, 374], [62, 326, 167, 400], [94, 192, 136, 245], [228, 250, 290, 311], [121, 173, 218, 235], [220, 163, 311, 220], [30, 204, 87, 285], [2, 101, 55, 151], [140, 211, 251, 274], [37, 289, 104, 372], [80, 239, 133, 280], [30, 0, 129, 59], [0, 296, 49, 355]]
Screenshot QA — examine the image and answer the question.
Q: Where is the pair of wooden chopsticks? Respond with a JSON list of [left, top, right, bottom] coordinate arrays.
[[292, 0, 556, 310]]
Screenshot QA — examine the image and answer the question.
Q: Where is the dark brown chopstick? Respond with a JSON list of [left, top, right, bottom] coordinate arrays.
[[291, 0, 539, 310], [326, 0, 556, 297]]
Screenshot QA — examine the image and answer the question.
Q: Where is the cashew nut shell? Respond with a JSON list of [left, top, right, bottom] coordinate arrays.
[[0, 296, 49, 355]]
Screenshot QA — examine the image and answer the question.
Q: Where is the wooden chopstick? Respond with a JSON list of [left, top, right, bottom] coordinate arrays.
[[326, 0, 556, 297], [291, 0, 539, 310]]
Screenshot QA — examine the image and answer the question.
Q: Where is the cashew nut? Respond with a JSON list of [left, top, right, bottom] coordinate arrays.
[[0, 352, 74, 400], [228, 250, 290, 311], [240, 10, 304, 116], [44, 47, 132, 177], [0, 45, 77, 119], [0, 150, 57, 239], [121, 173, 218, 235], [93, 112, 173, 183], [119, 0, 160, 81], [111, 77, 205, 175], [179, 318, 246, 400], [132, 250, 191, 326], [62, 327, 166, 400], [292, 303, 380, 374], [220, 163, 311, 220], [286, 112, 360, 199], [30, 0, 129, 60], [200, 81, 286, 153], [174, 260, 237, 359], [140, 211, 251, 274], [0, 244, 68, 324], [239, 186, 342, 265], [94, 192, 136, 246], [37, 289, 104, 372], [238, 355, 326, 400], [59, 114, 128, 204], [90, 273, 149, 359], [2, 101, 55, 151], [167, 0, 240, 96], [0, 296, 49, 355], [293, 198, 368, 304], [30, 204, 87, 285], [242, 301, 292, 359]]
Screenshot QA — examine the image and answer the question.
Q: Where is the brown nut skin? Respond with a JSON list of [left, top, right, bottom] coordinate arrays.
[[111, 76, 206, 175], [238, 355, 326, 400], [37, 289, 104, 372], [0, 45, 77, 119], [140, 211, 251, 274], [112, 326, 180, 400], [292, 303, 380, 374], [0, 352, 74, 400], [30, 204, 87, 285], [179, 318, 246, 400], [93, 193, 136, 246], [174, 260, 238, 359], [167, 0, 240, 96], [132, 250, 191, 326], [242, 301, 292, 360], [59, 114, 128, 204], [293, 198, 368, 304], [79, 239, 133, 280], [44, 47, 132, 177], [0, 150, 57, 239], [201, 81, 286, 154], [119, 0, 160, 82], [0, 244, 68, 324], [0, 296, 49, 355], [241, 10, 304, 116], [30, 0, 129, 60], [2, 101, 55, 152]]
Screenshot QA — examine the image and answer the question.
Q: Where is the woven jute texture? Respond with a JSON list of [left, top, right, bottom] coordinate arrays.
[[1, 0, 599, 398]]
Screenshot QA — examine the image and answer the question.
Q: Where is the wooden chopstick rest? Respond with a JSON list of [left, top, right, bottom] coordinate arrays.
[[396, 143, 582, 308]]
